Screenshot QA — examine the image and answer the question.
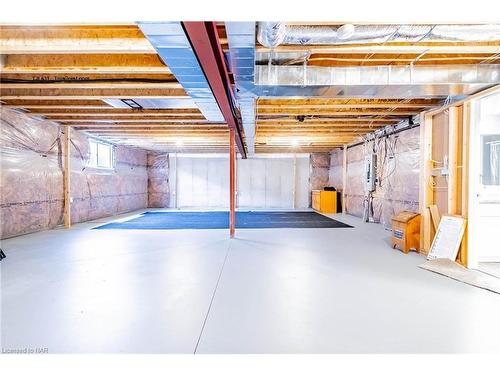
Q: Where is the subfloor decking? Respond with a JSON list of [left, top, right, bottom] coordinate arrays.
[[1, 211, 500, 353]]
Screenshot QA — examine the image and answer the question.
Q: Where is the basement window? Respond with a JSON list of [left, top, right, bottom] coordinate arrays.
[[88, 139, 114, 170]]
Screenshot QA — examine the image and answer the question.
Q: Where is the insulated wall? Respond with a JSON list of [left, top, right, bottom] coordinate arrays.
[[0, 108, 148, 239], [328, 150, 344, 190], [147, 153, 170, 208], [310, 153, 331, 190], [329, 127, 420, 228]]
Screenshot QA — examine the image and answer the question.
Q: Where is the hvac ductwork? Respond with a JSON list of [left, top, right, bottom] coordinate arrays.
[[257, 22, 500, 48]]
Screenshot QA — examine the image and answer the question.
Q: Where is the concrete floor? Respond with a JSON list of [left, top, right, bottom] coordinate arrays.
[[478, 262, 500, 279], [1, 210, 500, 353]]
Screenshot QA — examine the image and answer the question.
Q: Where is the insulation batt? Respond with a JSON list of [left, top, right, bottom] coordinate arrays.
[[0, 108, 149, 239], [147, 153, 170, 208], [309, 153, 331, 191], [329, 127, 420, 228]]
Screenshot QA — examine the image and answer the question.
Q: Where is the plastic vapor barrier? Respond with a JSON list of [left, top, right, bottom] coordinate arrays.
[[329, 127, 420, 228], [1, 108, 149, 238], [147, 153, 170, 208]]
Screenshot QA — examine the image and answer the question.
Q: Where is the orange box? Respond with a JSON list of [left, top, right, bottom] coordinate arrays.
[[392, 211, 421, 253], [311, 190, 337, 213]]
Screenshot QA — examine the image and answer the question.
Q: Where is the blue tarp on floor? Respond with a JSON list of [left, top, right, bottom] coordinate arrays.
[[94, 211, 353, 230]]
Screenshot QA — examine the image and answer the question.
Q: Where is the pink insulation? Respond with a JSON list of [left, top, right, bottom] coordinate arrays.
[[1, 108, 149, 239], [309, 152, 331, 191], [329, 127, 420, 228], [328, 149, 344, 190], [147, 153, 170, 208]]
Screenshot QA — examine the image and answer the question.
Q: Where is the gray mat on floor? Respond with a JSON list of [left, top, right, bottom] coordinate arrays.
[[419, 259, 500, 295]]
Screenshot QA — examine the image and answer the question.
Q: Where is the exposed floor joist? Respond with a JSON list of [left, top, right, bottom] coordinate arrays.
[[2, 23, 498, 153], [252, 97, 446, 151], [0, 24, 234, 152], [0, 25, 156, 54]]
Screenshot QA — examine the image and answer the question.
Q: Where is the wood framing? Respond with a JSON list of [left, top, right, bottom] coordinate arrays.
[[458, 102, 471, 266], [1, 24, 498, 155], [255, 98, 443, 153], [429, 205, 441, 231], [419, 113, 434, 253], [0, 24, 232, 153], [447, 107, 460, 215], [342, 145, 347, 214], [418, 84, 500, 265], [63, 127, 71, 228]]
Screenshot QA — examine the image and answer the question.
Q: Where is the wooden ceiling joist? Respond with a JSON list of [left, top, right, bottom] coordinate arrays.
[[259, 52, 500, 67], [0, 82, 182, 89], [0, 54, 170, 74], [0, 88, 188, 100], [2, 23, 496, 153], [254, 97, 432, 150], [0, 99, 199, 111], [56, 119, 223, 125], [257, 118, 398, 124], [257, 98, 442, 106], [258, 109, 418, 116], [257, 103, 433, 109], [257, 44, 500, 55], [0, 25, 156, 54], [45, 116, 210, 122], [0, 23, 233, 152], [0, 99, 112, 108], [25, 108, 203, 115], [73, 125, 228, 131]]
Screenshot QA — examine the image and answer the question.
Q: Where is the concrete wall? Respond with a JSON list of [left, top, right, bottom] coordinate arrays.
[[1, 108, 149, 239], [329, 127, 420, 228]]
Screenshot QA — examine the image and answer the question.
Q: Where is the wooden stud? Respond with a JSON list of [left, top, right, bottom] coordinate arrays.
[[458, 102, 471, 267], [429, 204, 441, 231], [447, 106, 460, 215], [342, 144, 347, 214], [419, 113, 434, 253], [63, 127, 71, 228]]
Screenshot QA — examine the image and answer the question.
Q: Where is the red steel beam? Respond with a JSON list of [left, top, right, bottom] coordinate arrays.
[[182, 21, 247, 158], [229, 128, 236, 238]]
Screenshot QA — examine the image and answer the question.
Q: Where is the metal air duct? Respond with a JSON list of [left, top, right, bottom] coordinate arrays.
[[137, 22, 224, 122], [257, 23, 500, 48], [225, 22, 257, 155]]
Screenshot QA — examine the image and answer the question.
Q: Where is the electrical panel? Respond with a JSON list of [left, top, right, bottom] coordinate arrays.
[[365, 153, 377, 193]]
